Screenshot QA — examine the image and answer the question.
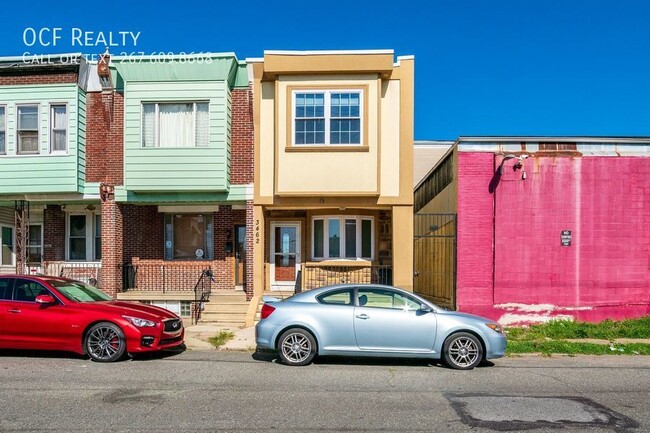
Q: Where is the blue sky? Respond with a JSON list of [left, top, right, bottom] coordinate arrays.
[[2, 0, 650, 140]]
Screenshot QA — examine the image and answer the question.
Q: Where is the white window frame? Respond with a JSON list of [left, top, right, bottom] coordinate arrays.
[[66, 213, 101, 261], [141, 101, 210, 148], [292, 89, 363, 146], [49, 103, 68, 154], [16, 103, 40, 155], [0, 104, 6, 155], [0, 224, 15, 267], [311, 216, 374, 261]]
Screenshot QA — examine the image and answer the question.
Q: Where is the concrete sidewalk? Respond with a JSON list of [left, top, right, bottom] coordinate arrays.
[[184, 323, 257, 351]]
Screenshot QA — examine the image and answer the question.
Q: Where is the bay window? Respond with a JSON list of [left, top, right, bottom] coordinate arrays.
[[312, 216, 373, 260], [293, 90, 362, 146], [142, 102, 209, 148], [164, 214, 214, 260]]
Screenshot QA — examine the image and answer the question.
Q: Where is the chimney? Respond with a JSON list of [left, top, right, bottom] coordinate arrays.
[[97, 47, 113, 91]]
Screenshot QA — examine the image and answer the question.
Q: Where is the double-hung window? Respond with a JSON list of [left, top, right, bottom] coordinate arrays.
[[50, 104, 67, 153], [17, 105, 39, 154], [0, 106, 5, 154], [142, 102, 209, 148], [293, 90, 362, 146], [312, 216, 373, 260]]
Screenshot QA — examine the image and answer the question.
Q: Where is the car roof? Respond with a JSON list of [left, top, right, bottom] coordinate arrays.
[[0, 274, 75, 284], [287, 284, 413, 302]]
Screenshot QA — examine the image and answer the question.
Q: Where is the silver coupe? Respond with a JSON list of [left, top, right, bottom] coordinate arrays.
[[255, 284, 507, 370]]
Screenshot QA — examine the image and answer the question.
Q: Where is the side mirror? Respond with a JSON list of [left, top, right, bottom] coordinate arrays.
[[419, 303, 433, 313], [35, 294, 56, 305]]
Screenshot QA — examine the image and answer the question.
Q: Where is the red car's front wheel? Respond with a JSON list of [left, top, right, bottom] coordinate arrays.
[[84, 322, 127, 362]]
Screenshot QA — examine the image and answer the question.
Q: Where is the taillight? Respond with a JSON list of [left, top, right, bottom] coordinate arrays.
[[261, 304, 276, 319]]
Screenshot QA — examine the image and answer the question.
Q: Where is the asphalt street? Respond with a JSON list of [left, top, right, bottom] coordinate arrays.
[[0, 350, 648, 433]]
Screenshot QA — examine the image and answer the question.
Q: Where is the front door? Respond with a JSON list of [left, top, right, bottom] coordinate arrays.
[[270, 223, 300, 290], [234, 225, 246, 288]]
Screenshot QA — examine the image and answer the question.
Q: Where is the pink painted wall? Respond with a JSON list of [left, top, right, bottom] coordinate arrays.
[[457, 151, 650, 323]]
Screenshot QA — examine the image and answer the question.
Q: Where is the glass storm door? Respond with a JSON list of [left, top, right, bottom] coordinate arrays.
[[235, 225, 246, 288], [270, 223, 300, 290]]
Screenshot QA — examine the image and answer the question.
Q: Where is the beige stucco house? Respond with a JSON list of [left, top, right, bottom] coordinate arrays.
[[247, 50, 414, 319]]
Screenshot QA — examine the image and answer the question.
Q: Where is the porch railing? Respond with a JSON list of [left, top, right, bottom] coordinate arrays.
[[302, 264, 392, 292], [121, 263, 214, 294], [27, 261, 102, 287]]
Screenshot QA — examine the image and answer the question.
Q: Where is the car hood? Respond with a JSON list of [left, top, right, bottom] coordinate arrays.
[[438, 309, 491, 323], [73, 301, 180, 321]]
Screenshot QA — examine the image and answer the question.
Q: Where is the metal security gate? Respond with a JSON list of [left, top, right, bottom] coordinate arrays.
[[414, 213, 456, 309]]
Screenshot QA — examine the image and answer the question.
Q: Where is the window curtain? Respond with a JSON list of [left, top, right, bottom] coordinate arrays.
[[0, 107, 5, 153], [195, 103, 209, 147], [159, 103, 194, 148], [142, 104, 156, 147]]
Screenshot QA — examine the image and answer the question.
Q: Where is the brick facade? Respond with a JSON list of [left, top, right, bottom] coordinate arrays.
[[120, 205, 247, 292], [43, 205, 66, 262], [86, 91, 124, 185], [456, 151, 650, 323], [230, 87, 254, 185], [100, 200, 124, 298], [0, 72, 77, 86]]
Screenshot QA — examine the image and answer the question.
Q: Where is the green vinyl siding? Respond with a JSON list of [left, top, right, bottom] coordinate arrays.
[[0, 84, 83, 194], [123, 81, 231, 192]]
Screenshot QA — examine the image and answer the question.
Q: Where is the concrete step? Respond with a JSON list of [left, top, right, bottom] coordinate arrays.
[[203, 303, 249, 314], [199, 311, 246, 326], [207, 291, 247, 303]]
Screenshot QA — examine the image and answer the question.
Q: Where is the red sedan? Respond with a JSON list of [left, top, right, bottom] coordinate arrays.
[[0, 275, 184, 362]]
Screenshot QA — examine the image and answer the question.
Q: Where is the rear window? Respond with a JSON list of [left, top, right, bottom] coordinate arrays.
[[317, 289, 353, 306]]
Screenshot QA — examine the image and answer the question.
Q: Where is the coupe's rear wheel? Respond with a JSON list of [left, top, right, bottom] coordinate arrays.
[[85, 322, 127, 362], [277, 328, 316, 366], [442, 332, 483, 370]]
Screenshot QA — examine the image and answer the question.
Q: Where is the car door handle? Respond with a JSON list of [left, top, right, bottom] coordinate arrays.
[[7, 309, 21, 314], [355, 314, 369, 320]]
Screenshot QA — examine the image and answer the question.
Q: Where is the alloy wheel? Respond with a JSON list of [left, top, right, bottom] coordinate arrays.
[[448, 336, 480, 368], [281, 333, 312, 364], [86, 325, 125, 362]]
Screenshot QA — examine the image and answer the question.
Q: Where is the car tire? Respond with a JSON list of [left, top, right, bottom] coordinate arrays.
[[84, 322, 127, 363], [442, 332, 483, 370], [277, 328, 317, 366]]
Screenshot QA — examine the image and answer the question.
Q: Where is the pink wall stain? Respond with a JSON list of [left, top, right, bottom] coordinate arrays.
[[456, 152, 650, 323]]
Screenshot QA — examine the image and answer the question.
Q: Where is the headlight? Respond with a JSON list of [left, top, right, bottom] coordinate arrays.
[[123, 315, 156, 327], [485, 322, 503, 333]]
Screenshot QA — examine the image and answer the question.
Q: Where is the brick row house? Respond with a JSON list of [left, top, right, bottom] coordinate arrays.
[[0, 52, 255, 325], [0, 49, 414, 326]]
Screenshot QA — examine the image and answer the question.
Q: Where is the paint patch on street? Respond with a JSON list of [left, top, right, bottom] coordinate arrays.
[[446, 394, 638, 431]]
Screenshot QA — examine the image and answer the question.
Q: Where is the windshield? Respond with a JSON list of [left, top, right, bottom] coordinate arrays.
[[48, 280, 113, 302]]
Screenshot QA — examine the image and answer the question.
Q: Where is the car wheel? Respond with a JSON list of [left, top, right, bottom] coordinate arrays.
[[85, 322, 127, 362], [277, 328, 317, 366], [442, 332, 483, 370]]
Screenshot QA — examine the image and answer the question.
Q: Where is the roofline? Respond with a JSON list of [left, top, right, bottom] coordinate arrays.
[[110, 52, 239, 62], [457, 136, 650, 144], [0, 52, 84, 63], [414, 145, 456, 191], [263, 49, 394, 56]]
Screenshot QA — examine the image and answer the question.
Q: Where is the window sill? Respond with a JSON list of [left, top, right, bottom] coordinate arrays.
[[285, 146, 369, 153]]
